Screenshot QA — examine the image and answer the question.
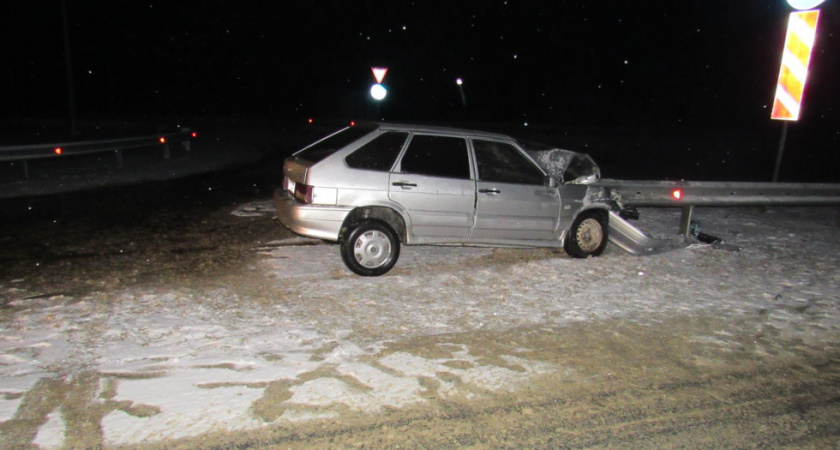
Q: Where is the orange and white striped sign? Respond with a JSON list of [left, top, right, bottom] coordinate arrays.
[[771, 10, 820, 121]]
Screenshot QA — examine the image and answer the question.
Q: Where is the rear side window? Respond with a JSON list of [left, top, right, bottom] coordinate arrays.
[[295, 125, 375, 163], [345, 132, 408, 171], [473, 140, 545, 185], [399, 135, 470, 179]]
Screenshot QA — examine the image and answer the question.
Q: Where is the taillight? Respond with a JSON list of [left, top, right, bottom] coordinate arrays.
[[294, 183, 314, 203]]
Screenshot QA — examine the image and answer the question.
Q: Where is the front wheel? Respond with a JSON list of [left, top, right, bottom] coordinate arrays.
[[341, 220, 400, 276], [565, 210, 608, 258]]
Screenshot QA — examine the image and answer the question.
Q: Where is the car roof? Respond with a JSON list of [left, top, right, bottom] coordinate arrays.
[[372, 122, 515, 141]]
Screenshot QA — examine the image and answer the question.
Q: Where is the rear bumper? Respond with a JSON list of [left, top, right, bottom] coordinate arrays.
[[273, 189, 351, 241]]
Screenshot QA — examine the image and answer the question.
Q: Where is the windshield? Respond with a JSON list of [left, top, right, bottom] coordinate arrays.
[[295, 125, 376, 163]]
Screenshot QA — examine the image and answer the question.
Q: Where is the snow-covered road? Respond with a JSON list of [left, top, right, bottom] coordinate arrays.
[[1, 203, 839, 448]]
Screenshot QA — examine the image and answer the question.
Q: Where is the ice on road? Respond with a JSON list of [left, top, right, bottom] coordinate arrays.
[[1, 204, 839, 447]]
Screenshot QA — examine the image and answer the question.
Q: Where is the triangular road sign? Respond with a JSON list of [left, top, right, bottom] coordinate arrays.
[[371, 67, 388, 84]]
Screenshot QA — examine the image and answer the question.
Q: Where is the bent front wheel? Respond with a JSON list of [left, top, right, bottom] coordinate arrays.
[[565, 210, 608, 258]]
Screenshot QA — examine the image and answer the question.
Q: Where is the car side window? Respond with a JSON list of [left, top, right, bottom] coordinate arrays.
[[345, 132, 409, 171], [473, 140, 545, 185], [399, 135, 470, 179]]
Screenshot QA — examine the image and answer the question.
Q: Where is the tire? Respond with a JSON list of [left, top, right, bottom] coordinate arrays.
[[565, 210, 608, 258], [340, 220, 400, 276]]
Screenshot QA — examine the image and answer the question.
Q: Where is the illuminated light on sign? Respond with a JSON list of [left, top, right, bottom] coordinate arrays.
[[159, 137, 167, 144], [54, 147, 63, 155], [787, 0, 825, 9], [371, 67, 388, 84], [771, 10, 820, 121], [370, 83, 387, 101], [672, 189, 683, 200]]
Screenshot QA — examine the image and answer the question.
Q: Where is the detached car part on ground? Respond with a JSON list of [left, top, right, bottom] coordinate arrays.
[[274, 123, 625, 276]]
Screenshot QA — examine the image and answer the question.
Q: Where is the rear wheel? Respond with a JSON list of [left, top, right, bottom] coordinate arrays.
[[565, 210, 608, 258], [341, 220, 400, 276]]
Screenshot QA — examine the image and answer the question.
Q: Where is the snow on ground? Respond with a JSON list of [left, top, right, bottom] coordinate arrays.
[[1, 203, 839, 447]]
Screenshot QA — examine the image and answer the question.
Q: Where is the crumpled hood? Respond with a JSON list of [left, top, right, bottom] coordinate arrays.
[[525, 147, 601, 184]]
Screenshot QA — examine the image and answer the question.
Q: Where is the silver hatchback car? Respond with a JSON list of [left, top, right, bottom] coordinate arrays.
[[274, 123, 616, 276]]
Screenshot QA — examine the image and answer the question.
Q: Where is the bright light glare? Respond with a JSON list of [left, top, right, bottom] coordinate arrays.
[[456, 78, 463, 85], [786, 0, 825, 10], [370, 83, 387, 100], [371, 67, 388, 83], [672, 189, 683, 200]]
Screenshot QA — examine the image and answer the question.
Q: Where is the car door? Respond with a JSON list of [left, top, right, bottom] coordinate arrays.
[[389, 134, 475, 240], [471, 139, 561, 241]]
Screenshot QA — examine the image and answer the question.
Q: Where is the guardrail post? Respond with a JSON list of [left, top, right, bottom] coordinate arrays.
[[183, 128, 192, 151], [163, 143, 170, 160], [115, 149, 123, 169], [22, 161, 30, 180], [679, 205, 694, 237]]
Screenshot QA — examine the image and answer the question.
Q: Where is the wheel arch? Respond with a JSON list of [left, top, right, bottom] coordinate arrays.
[[578, 205, 610, 221], [340, 206, 408, 244], [561, 205, 610, 245]]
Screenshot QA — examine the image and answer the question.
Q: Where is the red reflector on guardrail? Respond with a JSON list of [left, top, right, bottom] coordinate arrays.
[[54, 147, 63, 155], [191, 132, 197, 138], [672, 189, 683, 200], [159, 137, 166, 144]]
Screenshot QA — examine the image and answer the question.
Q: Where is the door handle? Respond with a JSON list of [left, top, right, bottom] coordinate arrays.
[[392, 181, 418, 188], [479, 188, 501, 194]]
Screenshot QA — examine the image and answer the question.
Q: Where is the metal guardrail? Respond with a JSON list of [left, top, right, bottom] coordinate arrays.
[[599, 179, 840, 206], [0, 129, 197, 180], [598, 178, 840, 235]]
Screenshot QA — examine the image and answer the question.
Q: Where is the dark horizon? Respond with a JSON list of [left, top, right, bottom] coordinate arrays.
[[3, 1, 839, 183], [3, 2, 837, 126]]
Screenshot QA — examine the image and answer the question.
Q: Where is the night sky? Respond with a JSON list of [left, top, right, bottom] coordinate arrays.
[[3, 1, 839, 133]]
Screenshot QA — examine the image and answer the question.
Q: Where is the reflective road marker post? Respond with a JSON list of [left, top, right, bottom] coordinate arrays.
[[771, 5, 822, 181]]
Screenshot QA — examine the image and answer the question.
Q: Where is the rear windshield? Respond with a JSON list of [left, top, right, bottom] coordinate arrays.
[[295, 125, 376, 163]]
